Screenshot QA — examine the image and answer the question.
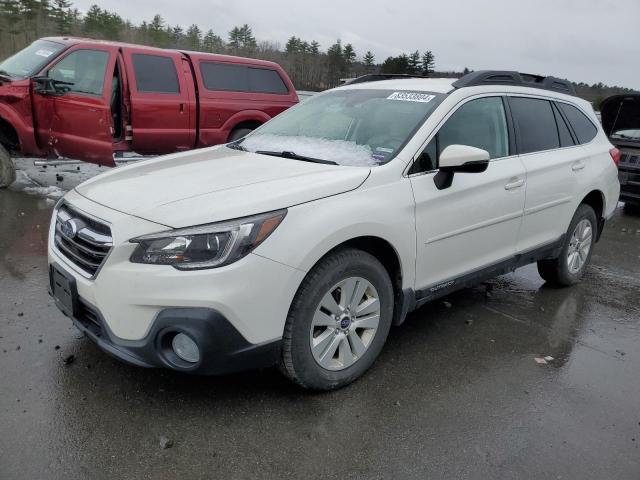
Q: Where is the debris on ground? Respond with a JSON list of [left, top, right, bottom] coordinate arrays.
[[55, 174, 64, 182], [63, 354, 75, 365], [159, 436, 174, 449], [443, 301, 452, 308], [465, 319, 473, 325], [544, 356, 554, 362], [616, 349, 626, 356], [54, 345, 60, 350], [534, 357, 548, 365], [17, 312, 24, 317]]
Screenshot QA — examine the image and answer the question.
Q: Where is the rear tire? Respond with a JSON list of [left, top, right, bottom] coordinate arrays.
[[227, 128, 254, 142], [280, 248, 393, 390], [0, 144, 16, 188], [537, 204, 597, 287]]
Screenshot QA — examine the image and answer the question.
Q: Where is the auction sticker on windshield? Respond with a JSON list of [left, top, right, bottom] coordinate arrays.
[[35, 49, 54, 57], [387, 92, 435, 103]]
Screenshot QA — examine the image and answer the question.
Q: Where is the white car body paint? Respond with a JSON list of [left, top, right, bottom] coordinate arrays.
[[48, 78, 620, 352]]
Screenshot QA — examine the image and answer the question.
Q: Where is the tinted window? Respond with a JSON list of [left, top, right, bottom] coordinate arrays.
[[200, 62, 289, 94], [410, 96, 509, 174], [557, 102, 597, 144], [248, 68, 288, 94], [48, 49, 109, 96], [201, 62, 248, 91], [510, 97, 559, 154], [132, 54, 180, 93], [552, 103, 575, 147]]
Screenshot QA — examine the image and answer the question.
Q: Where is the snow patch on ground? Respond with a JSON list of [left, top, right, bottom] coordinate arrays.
[[242, 134, 377, 166], [22, 184, 66, 199]]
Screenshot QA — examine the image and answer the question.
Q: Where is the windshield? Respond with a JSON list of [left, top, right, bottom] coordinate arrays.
[[0, 40, 65, 79], [611, 129, 640, 141], [238, 89, 444, 166]]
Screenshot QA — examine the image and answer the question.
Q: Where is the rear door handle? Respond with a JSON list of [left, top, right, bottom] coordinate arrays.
[[179, 103, 185, 114], [504, 178, 525, 190], [572, 160, 586, 171]]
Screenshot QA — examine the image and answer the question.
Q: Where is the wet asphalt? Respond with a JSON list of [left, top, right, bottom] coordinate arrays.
[[1, 179, 640, 479]]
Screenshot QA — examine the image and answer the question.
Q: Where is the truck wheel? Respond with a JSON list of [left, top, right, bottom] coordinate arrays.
[[280, 248, 393, 390], [537, 204, 597, 287], [228, 128, 254, 142], [0, 144, 16, 188]]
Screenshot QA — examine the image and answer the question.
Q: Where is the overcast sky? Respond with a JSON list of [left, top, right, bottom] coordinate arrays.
[[73, 0, 640, 89]]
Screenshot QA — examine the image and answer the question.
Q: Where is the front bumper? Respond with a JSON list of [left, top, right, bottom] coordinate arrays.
[[47, 190, 306, 373], [49, 265, 282, 374]]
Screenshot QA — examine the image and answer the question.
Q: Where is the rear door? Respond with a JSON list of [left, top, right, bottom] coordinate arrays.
[[509, 96, 587, 252], [410, 95, 526, 290], [122, 48, 194, 154], [33, 46, 116, 165]]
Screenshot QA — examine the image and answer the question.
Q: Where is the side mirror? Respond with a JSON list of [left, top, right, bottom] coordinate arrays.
[[433, 144, 490, 190], [32, 76, 73, 96], [439, 144, 490, 173]]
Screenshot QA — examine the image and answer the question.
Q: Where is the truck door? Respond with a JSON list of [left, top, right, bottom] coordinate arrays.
[[32, 46, 116, 166], [122, 48, 194, 154]]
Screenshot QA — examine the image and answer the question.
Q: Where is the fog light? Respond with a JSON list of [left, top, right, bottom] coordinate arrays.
[[171, 333, 200, 363]]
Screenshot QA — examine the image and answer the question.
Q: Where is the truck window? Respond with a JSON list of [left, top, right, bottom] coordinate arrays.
[[131, 54, 180, 94], [248, 68, 289, 94], [200, 62, 289, 94], [48, 49, 109, 96]]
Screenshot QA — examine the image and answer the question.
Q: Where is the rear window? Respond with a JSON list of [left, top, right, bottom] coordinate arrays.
[[557, 102, 598, 144], [552, 103, 575, 148], [132, 54, 180, 94], [509, 97, 560, 154], [200, 62, 288, 94]]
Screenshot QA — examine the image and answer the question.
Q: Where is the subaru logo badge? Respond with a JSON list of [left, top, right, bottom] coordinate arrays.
[[61, 219, 78, 239]]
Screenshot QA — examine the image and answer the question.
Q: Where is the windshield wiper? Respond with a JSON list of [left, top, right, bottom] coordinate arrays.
[[0, 69, 13, 80], [255, 150, 338, 165], [226, 142, 246, 151]]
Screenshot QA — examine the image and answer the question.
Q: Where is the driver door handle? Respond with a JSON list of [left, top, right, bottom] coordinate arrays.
[[504, 178, 525, 190]]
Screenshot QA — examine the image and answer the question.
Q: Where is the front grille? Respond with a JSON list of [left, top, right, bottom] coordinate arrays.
[[619, 152, 640, 168], [54, 204, 113, 277]]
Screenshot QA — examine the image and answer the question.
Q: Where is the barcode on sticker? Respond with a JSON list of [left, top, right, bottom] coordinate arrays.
[[35, 49, 54, 57], [387, 92, 435, 103]]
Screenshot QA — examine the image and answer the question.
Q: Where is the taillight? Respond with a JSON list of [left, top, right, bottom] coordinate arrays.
[[609, 148, 620, 166]]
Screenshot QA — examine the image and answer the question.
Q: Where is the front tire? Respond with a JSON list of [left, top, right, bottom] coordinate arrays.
[[280, 248, 394, 390], [537, 204, 597, 286], [227, 127, 254, 142], [0, 144, 16, 188]]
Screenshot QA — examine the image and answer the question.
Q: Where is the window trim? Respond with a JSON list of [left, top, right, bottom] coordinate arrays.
[[551, 101, 577, 147], [46, 47, 111, 98], [131, 53, 181, 95], [406, 93, 515, 177], [199, 61, 290, 95]]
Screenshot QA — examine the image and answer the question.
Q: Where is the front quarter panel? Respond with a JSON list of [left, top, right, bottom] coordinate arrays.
[[254, 169, 417, 290]]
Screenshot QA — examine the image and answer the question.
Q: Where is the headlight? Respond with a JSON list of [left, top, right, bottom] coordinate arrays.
[[129, 209, 286, 270]]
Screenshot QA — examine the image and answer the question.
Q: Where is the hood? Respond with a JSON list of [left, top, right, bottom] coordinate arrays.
[[600, 94, 640, 138], [75, 146, 370, 228]]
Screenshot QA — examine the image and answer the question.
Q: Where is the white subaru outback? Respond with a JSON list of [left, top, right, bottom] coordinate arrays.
[[48, 71, 620, 390]]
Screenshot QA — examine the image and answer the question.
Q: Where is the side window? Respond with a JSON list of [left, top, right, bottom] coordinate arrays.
[[48, 49, 109, 96], [410, 96, 509, 174], [557, 102, 598, 144], [200, 62, 249, 92], [248, 68, 289, 94], [131, 54, 180, 94], [510, 97, 560, 154], [552, 103, 575, 147]]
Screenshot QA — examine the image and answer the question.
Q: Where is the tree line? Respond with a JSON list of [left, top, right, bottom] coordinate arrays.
[[0, 1, 636, 102]]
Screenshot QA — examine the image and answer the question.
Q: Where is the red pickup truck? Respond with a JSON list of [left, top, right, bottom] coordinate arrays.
[[0, 37, 298, 186]]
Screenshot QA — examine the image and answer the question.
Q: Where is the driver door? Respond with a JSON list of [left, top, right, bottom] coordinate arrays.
[[409, 96, 526, 291], [32, 46, 116, 166]]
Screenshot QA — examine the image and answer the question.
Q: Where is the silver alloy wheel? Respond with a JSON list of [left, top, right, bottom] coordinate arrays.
[[309, 276, 381, 371], [567, 218, 593, 274]]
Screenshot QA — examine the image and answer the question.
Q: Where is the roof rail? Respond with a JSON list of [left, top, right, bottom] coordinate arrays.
[[452, 70, 576, 96], [343, 73, 427, 85]]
